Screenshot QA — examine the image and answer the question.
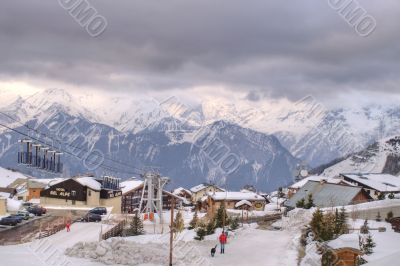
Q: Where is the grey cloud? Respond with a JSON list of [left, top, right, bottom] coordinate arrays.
[[0, 0, 399, 100]]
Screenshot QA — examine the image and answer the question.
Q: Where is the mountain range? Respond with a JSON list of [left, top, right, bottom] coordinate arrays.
[[0, 88, 400, 191]]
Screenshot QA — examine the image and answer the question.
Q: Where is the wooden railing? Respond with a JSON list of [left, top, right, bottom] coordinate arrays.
[[101, 219, 126, 240], [38, 217, 70, 239]]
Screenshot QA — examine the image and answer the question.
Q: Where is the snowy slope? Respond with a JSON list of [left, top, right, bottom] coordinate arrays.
[[0, 166, 29, 187], [322, 136, 400, 178]]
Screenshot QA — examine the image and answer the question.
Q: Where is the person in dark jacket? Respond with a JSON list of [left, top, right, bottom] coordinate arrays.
[[219, 231, 227, 254]]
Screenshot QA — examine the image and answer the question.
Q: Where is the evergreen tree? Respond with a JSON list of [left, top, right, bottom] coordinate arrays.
[[320, 212, 335, 241], [310, 209, 324, 240], [195, 221, 207, 241], [129, 212, 144, 236], [360, 219, 369, 234], [278, 187, 285, 198], [174, 211, 185, 234], [386, 211, 394, 222], [334, 208, 341, 235], [388, 193, 395, 199], [356, 256, 368, 266], [305, 194, 314, 209], [230, 216, 240, 231], [215, 203, 229, 228], [362, 234, 376, 255], [189, 211, 199, 230], [377, 193, 385, 200], [206, 219, 216, 235], [296, 198, 305, 208], [375, 212, 381, 222], [339, 206, 348, 234]]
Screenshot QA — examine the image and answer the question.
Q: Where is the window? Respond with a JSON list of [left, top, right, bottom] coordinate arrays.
[[71, 190, 76, 197], [88, 190, 91, 196]]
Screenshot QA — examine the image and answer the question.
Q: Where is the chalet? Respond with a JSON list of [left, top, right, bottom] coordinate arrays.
[[120, 179, 186, 213], [325, 234, 363, 266], [340, 173, 400, 199], [190, 183, 225, 203], [285, 181, 372, 209], [0, 187, 17, 198], [288, 176, 354, 198], [172, 187, 192, 204], [40, 176, 122, 213], [207, 191, 267, 217]]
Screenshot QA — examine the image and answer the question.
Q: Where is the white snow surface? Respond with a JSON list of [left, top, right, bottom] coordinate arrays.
[[120, 179, 143, 194], [341, 173, 400, 192], [208, 191, 264, 201], [289, 175, 354, 189], [0, 167, 29, 187], [75, 177, 102, 191]]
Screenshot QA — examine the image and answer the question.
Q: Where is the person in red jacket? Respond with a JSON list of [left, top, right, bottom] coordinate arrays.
[[66, 221, 71, 232], [219, 231, 227, 254]]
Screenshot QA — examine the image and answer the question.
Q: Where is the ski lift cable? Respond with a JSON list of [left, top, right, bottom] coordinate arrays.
[[0, 112, 144, 173], [0, 122, 143, 177]]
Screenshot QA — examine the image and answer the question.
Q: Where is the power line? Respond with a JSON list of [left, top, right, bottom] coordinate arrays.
[[0, 111, 144, 173], [0, 122, 143, 177]]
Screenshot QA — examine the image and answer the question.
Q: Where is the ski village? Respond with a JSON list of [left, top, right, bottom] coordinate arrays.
[[1, 92, 400, 266]]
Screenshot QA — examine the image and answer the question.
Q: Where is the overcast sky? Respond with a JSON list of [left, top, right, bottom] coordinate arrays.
[[0, 0, 399, 107]]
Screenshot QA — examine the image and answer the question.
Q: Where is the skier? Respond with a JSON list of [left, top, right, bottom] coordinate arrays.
[[66, 221, 71, 232], [219, 231, 227, 254]]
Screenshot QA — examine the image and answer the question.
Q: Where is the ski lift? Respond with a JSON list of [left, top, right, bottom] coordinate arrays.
[[17, 139, 33, 165], [31, 143, 41, 168]]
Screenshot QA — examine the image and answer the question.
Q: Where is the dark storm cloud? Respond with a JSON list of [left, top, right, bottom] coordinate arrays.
[[0, 0, 399, 100]]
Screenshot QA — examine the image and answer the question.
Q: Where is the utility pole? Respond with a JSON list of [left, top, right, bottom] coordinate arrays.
[[169, 197, 175, 266]]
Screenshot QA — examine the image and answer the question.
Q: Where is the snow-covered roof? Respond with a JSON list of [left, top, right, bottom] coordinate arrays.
[[74, 177, 102, 191], [172, 187, 192, 196], [341, 173, 400, 192], [290, 176, 354, 189], [208, 191, 264, 201], [327, 234, 360, 250], [190, 183, 225, 193], [235, 200, 253, 208], [120, 179, 144, 194], [286, 181, 368, 208], [29, 178, 65, 188]]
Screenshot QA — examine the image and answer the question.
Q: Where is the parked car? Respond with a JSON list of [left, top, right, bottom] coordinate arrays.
[[27, 206, 45, 216], [84, 212, 102, 222], [0, 217, 19, 226], [15, 211, 31, 220], [89, 207, 107, 215], [7, 215, 23, 223], [22, 202, 34, 208]]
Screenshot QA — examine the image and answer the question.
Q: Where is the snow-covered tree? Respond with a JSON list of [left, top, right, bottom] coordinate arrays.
[[362, 234, 376, 255], [305, 194, 314, 209], [375, 212, 381, 222], [296, 198, 305, 208], [129, 212, 144, 236], [174, 211, 185, 236], [360, 219, 369, 234], [386, 211, 394, 222], [195, 221, 207, 241]]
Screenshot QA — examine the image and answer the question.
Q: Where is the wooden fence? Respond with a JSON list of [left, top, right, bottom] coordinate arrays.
[[101, 219, 126, 240], [38, 217, 69, 239]]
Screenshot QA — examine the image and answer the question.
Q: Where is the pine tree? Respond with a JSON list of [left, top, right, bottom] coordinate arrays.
[[362, 234, 376, 255], [334, 208, 341, 235], [230, 216, 239, 231], [360, 219, 369, 234], [386, 211, 394, 222], [320, 212, 335, 241], [129, 212, 144, 236], [189, 211, 199, 230], [310, 209, 324, 240], [305, 194, 314, 209], [174, 211, 185, 235], [215, 203, 228, 228], [375, 212, 381, 222], [296, 198, 305, 208], [338, 206, 348, 234], [206, 219, 216, 235], [195, 221, 207, 241], [356, 256, 368, 266]]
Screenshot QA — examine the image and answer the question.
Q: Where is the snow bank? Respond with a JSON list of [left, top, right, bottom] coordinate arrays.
[[7, 198, 22, 212], [65, 238, 198, 265], [0, 167, 29, 187]]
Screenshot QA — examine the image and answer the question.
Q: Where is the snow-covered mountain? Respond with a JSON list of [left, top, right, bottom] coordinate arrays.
[[321, 136, 400, 178], [0, 108, 299, 191], [1, 88, 400, 168]]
